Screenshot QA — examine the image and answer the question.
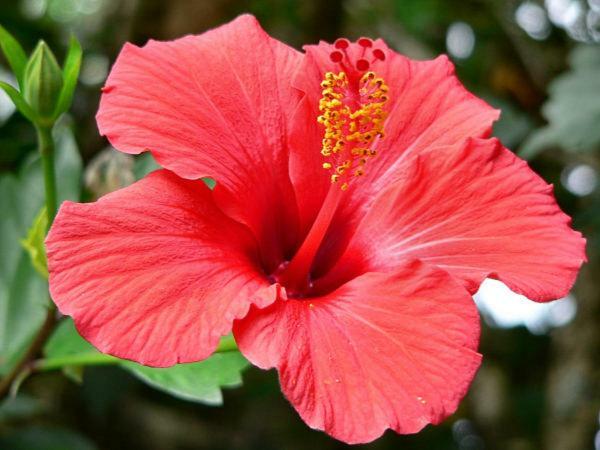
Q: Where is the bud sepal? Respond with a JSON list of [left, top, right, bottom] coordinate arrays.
[[23, 41, 64, 124]]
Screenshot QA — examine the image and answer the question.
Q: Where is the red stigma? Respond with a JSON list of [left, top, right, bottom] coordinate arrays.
[[356, 59, 370, 71], [334, 38, 350, 49], [372, 49, 386, 61], [326, 39, 385, 78], [358, 37, 373, 47], [330, 51, 344, 63]]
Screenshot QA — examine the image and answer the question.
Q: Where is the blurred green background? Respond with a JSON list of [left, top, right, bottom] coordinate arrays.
[[0, 0, 599, 449]]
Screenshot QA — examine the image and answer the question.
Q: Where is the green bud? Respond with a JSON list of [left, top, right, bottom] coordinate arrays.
[[23, 41, 63, 121]]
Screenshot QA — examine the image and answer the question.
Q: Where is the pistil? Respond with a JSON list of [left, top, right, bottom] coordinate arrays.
[[277, 185, 343, 293], [276, 39, 389, 295]]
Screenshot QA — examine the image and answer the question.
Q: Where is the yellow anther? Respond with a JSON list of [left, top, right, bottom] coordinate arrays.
[[317, 70, 388, 191]]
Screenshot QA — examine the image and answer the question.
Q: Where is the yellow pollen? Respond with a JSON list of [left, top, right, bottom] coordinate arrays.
[[317, 71, 389, 190]]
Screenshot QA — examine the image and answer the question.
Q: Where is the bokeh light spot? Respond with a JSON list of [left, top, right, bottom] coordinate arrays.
[[0, 68, 17, 125], [48, 0, 79, 23], [446, 22, 475, 59], [561, 163, 598, 196], [516, 2, 552, 39], [20, 0, 47, 19], [80, 54, 109, 86]]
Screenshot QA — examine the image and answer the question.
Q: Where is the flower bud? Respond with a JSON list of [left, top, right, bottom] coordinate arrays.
[[23, 41, 63, 120]]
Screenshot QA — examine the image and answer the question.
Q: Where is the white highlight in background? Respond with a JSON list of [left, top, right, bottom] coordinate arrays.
[[474, 279, 577, 334], [446, 22, 476, 60], [562, 163, 598, 197], [516, 2, 552, 39]]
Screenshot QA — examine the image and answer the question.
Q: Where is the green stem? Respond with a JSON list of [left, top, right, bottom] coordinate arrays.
[[37, 125, 57, 227], [34, 336, 240, 372]]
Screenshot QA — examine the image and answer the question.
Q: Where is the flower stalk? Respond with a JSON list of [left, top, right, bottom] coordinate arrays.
[[38, 126, 58, 227], [0, 29, 81, 399]]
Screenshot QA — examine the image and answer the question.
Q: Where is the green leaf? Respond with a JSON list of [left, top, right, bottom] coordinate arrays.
[[44, 318, 95, 356], [0, 170, 47, 376], [521, 45, 600, 159], [0, 81, 38, 123], [53, 36, 82, 119], [0, 24, 28, 89], [43, 318, 111, 380], [0, 255, 46, 376], [123, 354, 249, 405], [44, 319, 249, 404], [20, 207, 48, 279], [0, 125, 82, 376]]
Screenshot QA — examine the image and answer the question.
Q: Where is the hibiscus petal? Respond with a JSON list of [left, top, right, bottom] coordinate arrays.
[[97, 14, 303, 271], [46, 170, 272, 367], [234, 260, 481, 444], [326, 138, 586, 301], [290, 42, 500, 272], [368, 53, 499, 184]]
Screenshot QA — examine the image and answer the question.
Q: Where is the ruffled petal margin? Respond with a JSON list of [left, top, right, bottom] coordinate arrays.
[[324, 138, 586, 302], [234, 260, 481, 444], [46, 170, 273, 367], [97, 14, 300, 184]]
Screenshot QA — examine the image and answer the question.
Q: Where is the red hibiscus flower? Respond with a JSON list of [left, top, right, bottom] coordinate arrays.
[[46, 15, 586, 444]]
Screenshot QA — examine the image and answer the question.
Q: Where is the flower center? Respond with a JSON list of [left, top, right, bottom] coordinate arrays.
[[274, 38, 389, 295]]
